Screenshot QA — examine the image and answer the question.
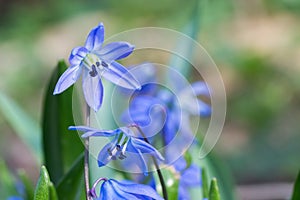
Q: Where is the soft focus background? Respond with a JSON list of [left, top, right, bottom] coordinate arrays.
[[0, 0, 299, 199]]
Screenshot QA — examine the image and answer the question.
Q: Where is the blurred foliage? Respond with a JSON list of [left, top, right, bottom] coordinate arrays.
[[0, 1, 300, 200]]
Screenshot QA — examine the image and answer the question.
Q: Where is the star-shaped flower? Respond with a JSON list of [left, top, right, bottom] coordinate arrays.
[[89, 178, 164, 200], [69, 125, 164, 175], [53, 23, 141, 111]]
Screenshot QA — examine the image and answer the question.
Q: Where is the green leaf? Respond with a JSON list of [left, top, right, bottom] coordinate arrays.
[[201, 167, 209, 199], [42, 60, 84, 184], [49, 182, 58, 200], [56, 153, 84, 200], [34, 166, 51, 200], [18, 169, 35, 199], [209, 178, 221, 200], [167, 0, 201, 82], [0, 91, 41, 161], [190, 144, 236, 200], [291, 170, 300, 200]]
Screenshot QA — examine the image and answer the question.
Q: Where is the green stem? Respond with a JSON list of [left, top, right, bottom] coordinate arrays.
[[134, 125, 168, 200], [84, 105, 91, 200]]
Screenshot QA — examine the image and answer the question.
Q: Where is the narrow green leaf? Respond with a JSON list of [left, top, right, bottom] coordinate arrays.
[[201, 167, 209, 199], [34, 166, 51, 200], [56, 153, 84, 200], [167, 0, 201, 83], [0, 91, 41, 161], [291, 170, 300, 200], [209, 178, 221, 200], [18, 169, 34, 200], [49, 182, 58, 200], [42, 60, 84, 184]]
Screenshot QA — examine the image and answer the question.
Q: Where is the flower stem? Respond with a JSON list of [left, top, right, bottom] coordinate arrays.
[[135, 126, 168, 200], [84, 104, 92, 200]]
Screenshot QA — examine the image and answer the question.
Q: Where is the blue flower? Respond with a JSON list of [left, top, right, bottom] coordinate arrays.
[[53, 23, 141, 111], [69, 125, 164, 175], [122, 81, 211, 142], [173, 157, 202, 200], [89, 178, 164, 200]]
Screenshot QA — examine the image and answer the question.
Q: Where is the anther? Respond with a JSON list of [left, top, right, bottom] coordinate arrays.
[[96, 61, 100, 67], [102, 61, 108, 68], [89, 64, 98, 77]]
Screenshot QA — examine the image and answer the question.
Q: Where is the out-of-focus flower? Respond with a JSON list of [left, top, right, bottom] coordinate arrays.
[[173, 157, 202, 200], [122, 81, 211, 142], [53, 23, 141, 111], [69, 125, 164, 175], [89, 178, 164, 200]]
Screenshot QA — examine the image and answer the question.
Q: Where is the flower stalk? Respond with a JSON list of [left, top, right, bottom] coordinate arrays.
[[134, 125, 168, 200], [84, 104, 91, 200]]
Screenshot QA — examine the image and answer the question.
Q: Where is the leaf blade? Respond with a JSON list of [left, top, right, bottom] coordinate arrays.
[[42, 60, 84, 184]]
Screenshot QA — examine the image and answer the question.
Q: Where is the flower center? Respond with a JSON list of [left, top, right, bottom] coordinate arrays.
[[83, 53, 109, 77], [107, 134, 129, 160]]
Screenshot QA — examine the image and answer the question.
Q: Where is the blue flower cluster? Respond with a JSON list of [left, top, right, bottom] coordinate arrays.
[[54, 23, 211, 200]]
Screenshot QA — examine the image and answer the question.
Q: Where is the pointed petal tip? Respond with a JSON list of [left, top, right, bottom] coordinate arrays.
[[97, 161, 106, 167], [68, 126, 76, 130]]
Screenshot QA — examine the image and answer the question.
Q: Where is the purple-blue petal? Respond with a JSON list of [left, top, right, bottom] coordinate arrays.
[[69, 47, 88, 66], [110, 179, 164, 200], [180, 164, 201, 186], [126, 141, 149, 175], [97, 142, 113, 167], [68, 126, 120, 138], [97, 41, 134, 62], [84, 23, 104, 51], [107, 181, 141, 200], [82, 70, 104, 111], [130, 138, 164, 161], [102, 61, 141, 90], [53, 65, 81, 95], [190, 81, 210, 96]]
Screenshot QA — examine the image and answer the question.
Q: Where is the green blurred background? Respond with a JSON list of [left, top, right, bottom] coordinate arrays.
[[0, 0, 300, 199]]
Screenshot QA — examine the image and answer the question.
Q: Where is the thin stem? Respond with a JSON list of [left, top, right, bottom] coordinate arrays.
[[135, 125, 168, 200], [84, 104, 92, 200]]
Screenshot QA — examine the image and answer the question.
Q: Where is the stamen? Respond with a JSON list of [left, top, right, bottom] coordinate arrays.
[[96, 61, 100, 67], [89, 64, 98, 77], [102, 61, 108, 68]]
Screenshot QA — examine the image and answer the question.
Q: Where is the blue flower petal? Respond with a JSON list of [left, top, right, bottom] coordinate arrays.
[[68, 126, 119, 138], [97, 42, 134, 62], [82, 70, 104, 111], [191, 81, 210, 96], [84, 23, 104, 51], [53, 65, 81, 95], [107, 180, 141, 200], [97, 142, 114, 167], [126, 141, 149, 175], [69, 47, 88, 66], [110, 179, 164, 200], [98, 181, 118, 200], [180, 164, 201, 186], [102, 61, 141, 90], [130, 137, 164, 161]]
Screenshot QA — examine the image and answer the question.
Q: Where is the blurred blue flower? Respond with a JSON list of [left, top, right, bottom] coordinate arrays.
[[69, 125, 164, 175], [53, 23, 141, 111], [173, 157, 202, 200], [89, 178, 164, 200], [7, 197, 23, 200], [122, 81, 211, 143]]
